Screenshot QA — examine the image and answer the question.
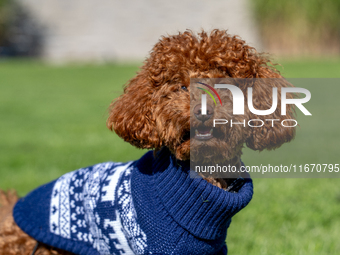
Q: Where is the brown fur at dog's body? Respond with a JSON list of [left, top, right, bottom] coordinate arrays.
[[0, 30, 296, 254], [0, 190, 72, 255]]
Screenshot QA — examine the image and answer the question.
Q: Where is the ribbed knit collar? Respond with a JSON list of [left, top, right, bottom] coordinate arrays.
[[134, 148, 253, 240]]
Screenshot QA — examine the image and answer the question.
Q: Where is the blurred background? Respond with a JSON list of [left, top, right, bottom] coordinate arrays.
[[1, 0, 340, 61], [1, 0, 340, 254]]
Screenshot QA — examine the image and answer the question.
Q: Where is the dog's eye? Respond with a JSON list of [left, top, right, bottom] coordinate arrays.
[[181, 86, 188, 91]]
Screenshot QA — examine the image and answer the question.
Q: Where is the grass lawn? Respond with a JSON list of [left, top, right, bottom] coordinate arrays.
[[1, 58, 340, 254]]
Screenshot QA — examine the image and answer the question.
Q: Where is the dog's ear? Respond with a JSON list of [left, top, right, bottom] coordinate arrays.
[[107, 73, 161, 149], [245, 71, 296, 151]]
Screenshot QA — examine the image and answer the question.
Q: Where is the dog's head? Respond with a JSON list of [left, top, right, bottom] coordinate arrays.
[[107, 30, 295, 163]]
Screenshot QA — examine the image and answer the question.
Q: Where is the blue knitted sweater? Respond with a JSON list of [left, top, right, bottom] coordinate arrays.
[[13, 149, 253, 255]]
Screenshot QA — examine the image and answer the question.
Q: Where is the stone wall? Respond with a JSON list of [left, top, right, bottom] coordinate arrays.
[[18, 0, 260, 63]]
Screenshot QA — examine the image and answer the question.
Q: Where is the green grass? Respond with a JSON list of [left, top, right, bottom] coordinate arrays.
[[229, 58, 340, 254], [1, 58, 340, 254], [0, 60, 146, 194], [278, 58, 340, 78]]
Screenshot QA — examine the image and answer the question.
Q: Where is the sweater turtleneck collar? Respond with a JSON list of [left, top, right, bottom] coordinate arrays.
[[134, 148, 253, 240]]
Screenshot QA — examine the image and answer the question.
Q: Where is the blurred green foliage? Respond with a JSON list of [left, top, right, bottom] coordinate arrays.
[[0, 0, 11, 46], [0, 0, 7, 43], [252, 0, 340, 54], [0, 0, 8, 8], [253, 0, 340, 30]]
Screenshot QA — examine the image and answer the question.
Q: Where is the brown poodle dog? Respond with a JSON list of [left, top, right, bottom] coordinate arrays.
[[0, 30, 295, 255]]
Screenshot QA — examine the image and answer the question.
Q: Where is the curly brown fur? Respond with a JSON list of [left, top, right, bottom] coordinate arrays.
[[107, 29, 295, 183], [107, 30, 295, 162], [0, 190, 73, 255]]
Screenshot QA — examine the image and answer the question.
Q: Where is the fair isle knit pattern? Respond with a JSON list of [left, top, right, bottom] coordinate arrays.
[[48, 161, 146, 254], [13, 149, 254, 255]]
